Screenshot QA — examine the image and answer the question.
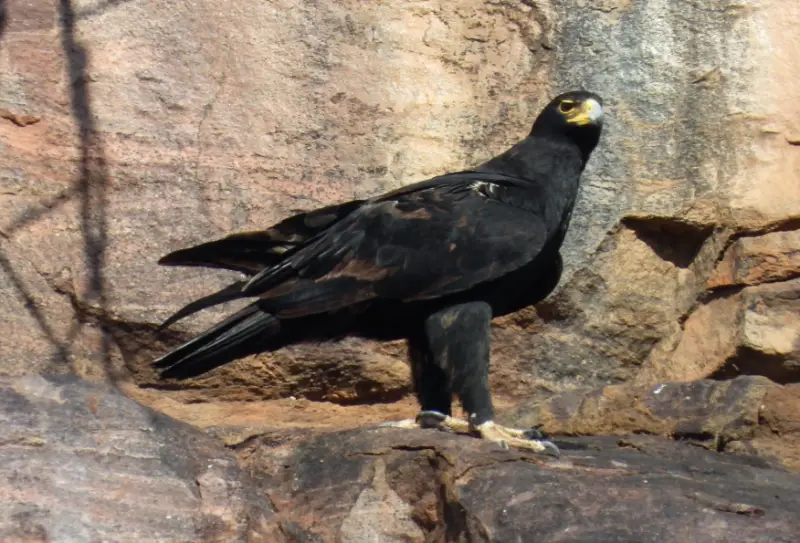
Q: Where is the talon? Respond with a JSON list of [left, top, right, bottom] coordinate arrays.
[[522, 426, 548, 440], [380, 411, 471, 434], [379, 418, 420, 429], [473, 420, 560, 456], [381, 415, 559, 456], [415, 411, 471, 433], [539, 440, 561, 457], [416, 410, 448, 428]]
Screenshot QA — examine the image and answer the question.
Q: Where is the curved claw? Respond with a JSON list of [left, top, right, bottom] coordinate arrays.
[[379, 414, 559, 456], [379, 411, 470, 433], [474, 421, 560, 456], [378, 418, 419, 429], [539, 440, 561, 457]]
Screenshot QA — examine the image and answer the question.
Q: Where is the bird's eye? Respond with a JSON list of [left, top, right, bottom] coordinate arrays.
[[559, 101, 576, 113]]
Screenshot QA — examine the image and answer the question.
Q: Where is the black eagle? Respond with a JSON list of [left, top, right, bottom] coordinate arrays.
[[153, 91, 604, 454]]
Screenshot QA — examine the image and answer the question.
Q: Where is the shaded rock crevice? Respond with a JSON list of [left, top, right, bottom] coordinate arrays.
[[709, 345, 800, 385], [621, 215, 716, 269]]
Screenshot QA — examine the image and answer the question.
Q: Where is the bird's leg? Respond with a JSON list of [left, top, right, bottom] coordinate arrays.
[[425, 302, 560, 456], [380, 318, 471, 432], [378, 410, 470, 432], [380, 302, 559, 455]]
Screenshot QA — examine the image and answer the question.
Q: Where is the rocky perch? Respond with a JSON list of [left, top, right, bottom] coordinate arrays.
[[2, 374, 799, 542], [1, 1, 800, 541]]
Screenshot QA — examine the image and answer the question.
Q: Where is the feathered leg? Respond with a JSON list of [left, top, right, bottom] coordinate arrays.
[[383, 302, 559, 456]]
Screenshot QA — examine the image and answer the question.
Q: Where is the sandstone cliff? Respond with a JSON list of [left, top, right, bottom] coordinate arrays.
[[1, 1, 799, 540], [1, 0, 797, 408]]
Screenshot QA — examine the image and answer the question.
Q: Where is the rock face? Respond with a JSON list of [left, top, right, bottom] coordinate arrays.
[[502, 375, 800, 473], [0, 2, 798, 409], [2, 3, 799, 540], [3, 374, 800, 543], [236, 425, 800, 542], [707, 231, 800, 289], [0, 374, 280, 542]]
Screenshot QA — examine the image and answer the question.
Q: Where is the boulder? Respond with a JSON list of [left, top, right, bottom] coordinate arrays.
[[502, 375, 800, 473], [241, 424, 800, 542], [0, 374, 281, 542], [637, 278, 800, 385], [3, 374, 800, 542], [708, 231, 800, 289]]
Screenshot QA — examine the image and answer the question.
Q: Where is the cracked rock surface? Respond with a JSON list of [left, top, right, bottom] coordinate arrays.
[[246, 429, 800, 543], [3, 374, 800, 543], [0, 375, 281, 542]]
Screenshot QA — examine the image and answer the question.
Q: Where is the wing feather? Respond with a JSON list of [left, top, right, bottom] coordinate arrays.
[[157, 171, 554, 328], [158, 199, 365, 274], [245, 182, 550, 318]]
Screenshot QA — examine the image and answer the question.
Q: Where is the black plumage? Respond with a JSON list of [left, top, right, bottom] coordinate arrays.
[[153, 91, 604, 453]]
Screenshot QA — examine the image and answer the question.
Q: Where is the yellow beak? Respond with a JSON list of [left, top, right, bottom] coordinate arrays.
[[568, 98, 604, 126]]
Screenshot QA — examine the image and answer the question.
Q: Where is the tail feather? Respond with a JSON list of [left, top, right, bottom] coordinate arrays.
[[153, 303, 280, 379], [157, 280, 248, 331], [158, 199, 365, 275], [158, 232, 291, 275]]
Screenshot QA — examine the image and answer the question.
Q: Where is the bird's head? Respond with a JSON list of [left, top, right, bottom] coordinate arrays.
[[530, 91, 604, 162]]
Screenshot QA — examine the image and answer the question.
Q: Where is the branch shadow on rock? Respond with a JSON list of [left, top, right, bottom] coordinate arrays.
[[58, 0, 112, 370], [0, 1, 6, 40], [0, 1, 123, 375]]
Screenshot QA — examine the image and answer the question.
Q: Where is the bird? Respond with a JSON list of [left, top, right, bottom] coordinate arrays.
[[152, 91, 604, 455]]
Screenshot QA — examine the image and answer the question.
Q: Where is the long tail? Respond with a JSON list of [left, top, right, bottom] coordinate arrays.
[[157, 280, 248, 331], [153, 303, 280, 379], [157, 199, 365, 275], [158, 232, 291, 275]]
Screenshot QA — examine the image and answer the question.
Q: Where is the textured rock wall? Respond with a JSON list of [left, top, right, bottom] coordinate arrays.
[[0, 0, 798, 409], [0, 374, 280, 541], [529, 0, 800, 392], [3, 374, 800, 542]]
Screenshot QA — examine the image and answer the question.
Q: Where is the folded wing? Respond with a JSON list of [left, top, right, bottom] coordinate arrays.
[[242, 181, 549, 318], [154, 176, 550, 378], [158, 199, 365, 274]]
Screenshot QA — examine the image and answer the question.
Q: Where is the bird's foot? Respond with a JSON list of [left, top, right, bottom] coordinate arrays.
[[473, 420, 560, 456], [379, 410, 470, 433], [380, 412, 556, 455], [379, 418, 420, 429]]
